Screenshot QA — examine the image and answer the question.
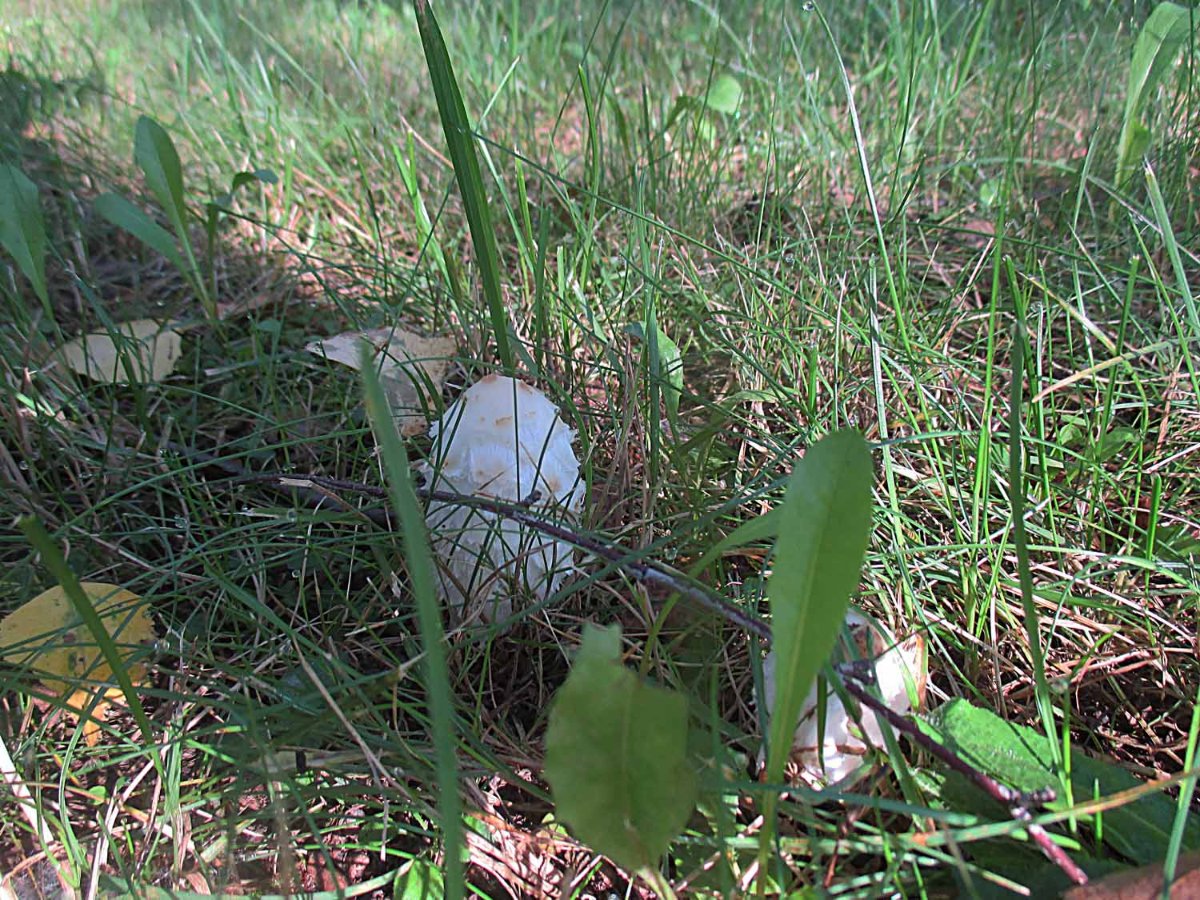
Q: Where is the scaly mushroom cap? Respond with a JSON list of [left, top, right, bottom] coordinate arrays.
[[420, 375, 583, 623]]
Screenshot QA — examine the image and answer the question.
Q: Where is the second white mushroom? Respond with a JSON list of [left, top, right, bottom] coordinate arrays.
[[761, 608, 927, 789]]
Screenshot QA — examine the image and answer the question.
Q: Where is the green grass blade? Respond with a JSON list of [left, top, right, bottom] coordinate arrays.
[[361, 344, 464, 900], [1143, 162, 1200, 340], [394, 133, 451, 289], [0, 164, 51, 314], [94, 192, 190, 276], [1162, 680, 1200, 893], [688, 507, 781, 576], [411, 0, 514, 371], [1005, 259, 1061, 771]]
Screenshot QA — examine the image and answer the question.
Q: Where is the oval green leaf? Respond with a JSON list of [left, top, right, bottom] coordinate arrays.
[[703, 74, 742, 115], [134, 116, 187, 231], [545, 623, 697, 873]]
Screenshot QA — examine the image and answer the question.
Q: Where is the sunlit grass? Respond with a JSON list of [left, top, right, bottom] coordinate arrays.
[[1, 0, 1197, 895]]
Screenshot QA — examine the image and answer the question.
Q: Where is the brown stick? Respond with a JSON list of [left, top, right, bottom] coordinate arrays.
[[836, 660, 1088, 886], [155, 442, 773, 643]]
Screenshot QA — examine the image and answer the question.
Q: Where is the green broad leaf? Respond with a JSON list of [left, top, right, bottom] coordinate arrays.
[[545, 623, 697, 873], [392, 859, 446, 899], [703, 74, 742, 115], [930, 699, 1062, 796], [134, 116, 187, 233], [0, 164, 50, 310], [1123, 122, 1152, 176], [213, 168, 278, 209], [1070, 750, 1200, 866], [235, 167, 278, 189], [411, 0, 514, 371], [1116, 2, 1193, 188], [930, 698, 1200, 865], [764, 429, 873, 787], [94, 193, 188, 274], [625, 322, 684, 422]]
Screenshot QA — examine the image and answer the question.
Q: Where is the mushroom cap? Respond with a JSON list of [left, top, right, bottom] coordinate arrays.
[[761, 609, 927, 789], [421, 375, 584, 623], [427, 375, 582, 511]]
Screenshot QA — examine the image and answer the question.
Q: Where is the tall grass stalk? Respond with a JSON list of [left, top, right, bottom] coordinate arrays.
[[362, 349, 463, 899]]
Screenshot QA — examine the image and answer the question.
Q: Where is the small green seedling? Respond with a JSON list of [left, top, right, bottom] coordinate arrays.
[[0, 163, 51, 315], [95, 116, 275, 321], [1116, 2, 1195, 190], [664, 73, 743, 144]]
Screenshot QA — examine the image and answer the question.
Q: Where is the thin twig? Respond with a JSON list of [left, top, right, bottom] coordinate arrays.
[[155, 441, 773, 643], [835, 660, 1088, 886]]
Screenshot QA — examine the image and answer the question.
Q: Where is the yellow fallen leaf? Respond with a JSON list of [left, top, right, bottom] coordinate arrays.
[[55, 319, 183, 383], [306, 326, 456, 436], [0, 582, 157, 745]]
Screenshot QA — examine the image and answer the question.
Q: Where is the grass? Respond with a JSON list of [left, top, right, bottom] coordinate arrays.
[[1, 0, 1198, 895]]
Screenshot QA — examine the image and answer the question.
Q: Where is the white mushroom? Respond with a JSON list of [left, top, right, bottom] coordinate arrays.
[[419, 375, 584, 624], [761, 608, 927, 789]]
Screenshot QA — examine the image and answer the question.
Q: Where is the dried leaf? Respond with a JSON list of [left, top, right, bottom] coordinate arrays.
[[0, 583, 157, 744], [55, 319, 183, 384], [306, 327, 455, 436], [1063, 851, 1200, 900]]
